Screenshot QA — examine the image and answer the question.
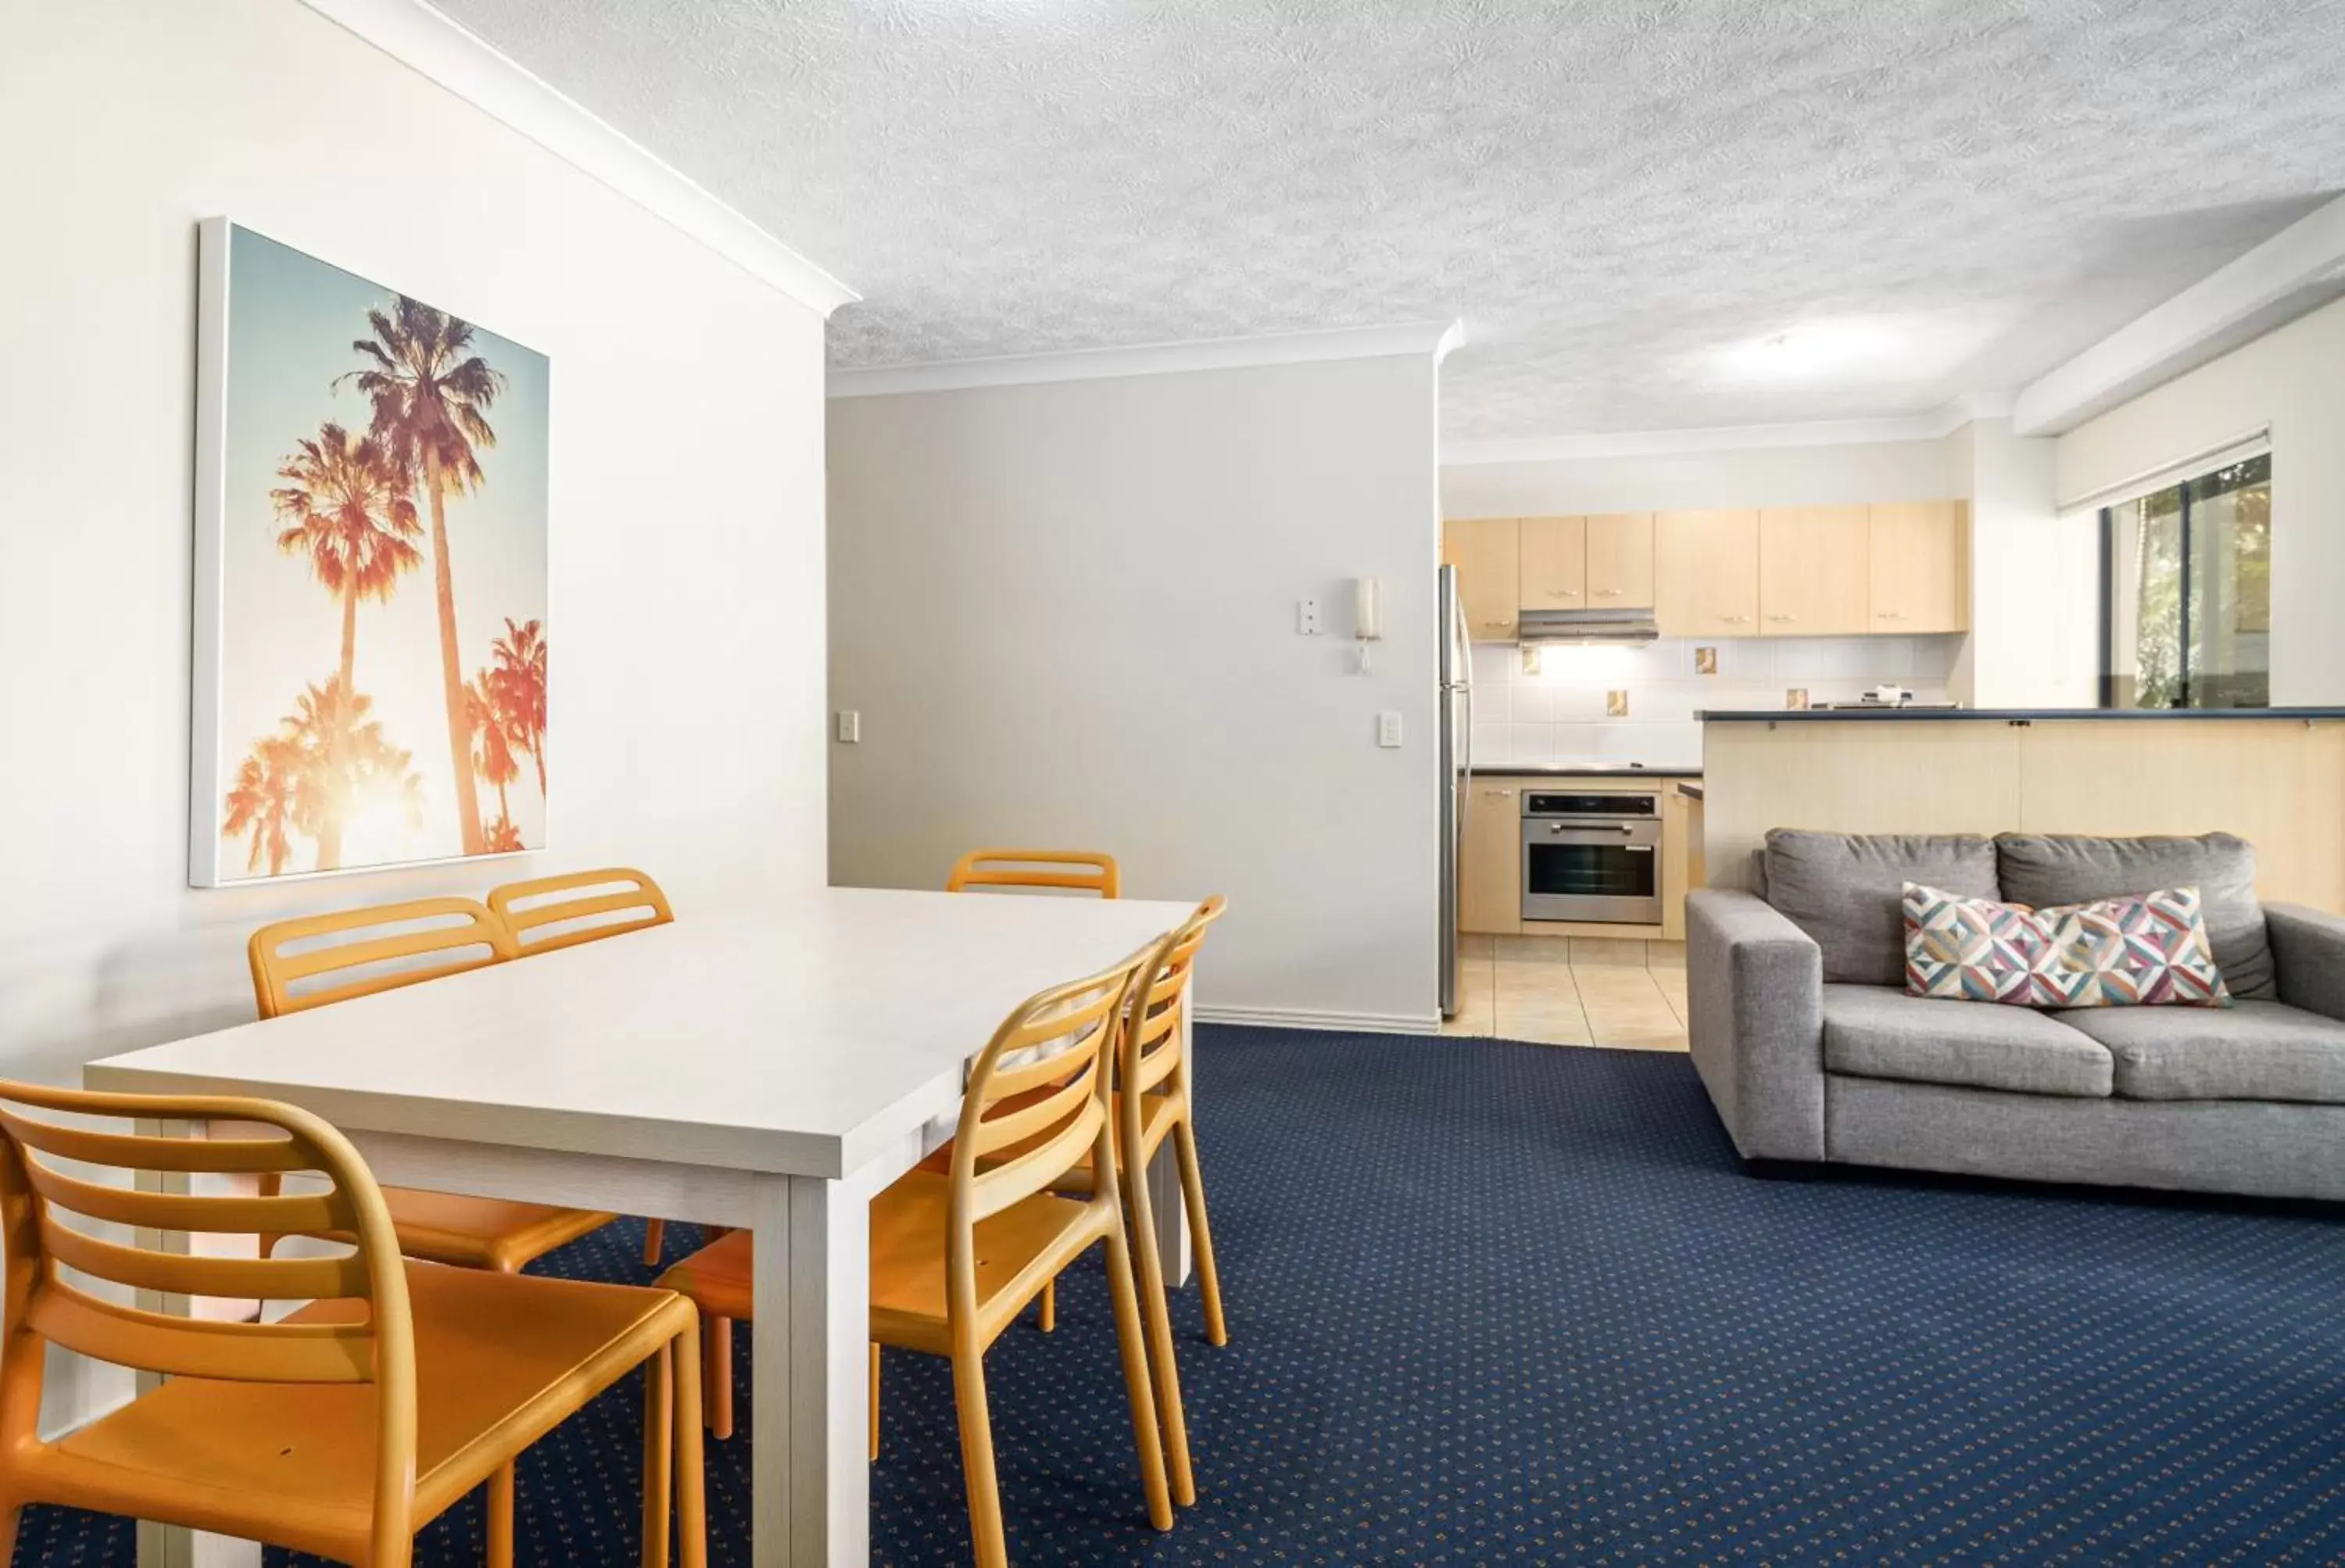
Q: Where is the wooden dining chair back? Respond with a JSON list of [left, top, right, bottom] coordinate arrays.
[[249, 897, 516, 1019], [488, 868, 682, 1267], [0, 1079, 418, 1566], [245, 899, 615, 1276], [1121, 894, 1227, 1104], [487, 868, 674, 956], [946, 849, 1121, 899]]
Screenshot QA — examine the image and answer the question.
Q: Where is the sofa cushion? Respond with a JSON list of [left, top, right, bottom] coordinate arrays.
[[1823, 983, 2113, 1097], [1763, 831, 2000, 986], [1903, 882, 2232, 1008], [1996, 834, 2273, 1000], [2058, 1000, 2345, 1104]]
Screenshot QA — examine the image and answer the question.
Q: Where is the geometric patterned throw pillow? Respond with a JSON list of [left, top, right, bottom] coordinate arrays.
[[1903, 882, 2232, 1008]]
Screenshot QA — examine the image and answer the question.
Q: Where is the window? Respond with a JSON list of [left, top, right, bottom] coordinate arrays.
[[2101, 453, 2269, 709]]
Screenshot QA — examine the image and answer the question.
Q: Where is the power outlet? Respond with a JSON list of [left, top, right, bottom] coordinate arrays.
[[1377, 711, 1404, 748], [1298, 597, 1323, 635], [834, 710, 860, 743]]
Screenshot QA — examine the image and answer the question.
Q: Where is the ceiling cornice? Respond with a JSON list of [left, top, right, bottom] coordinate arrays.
[[298, 0, 858, 317], [828, 320, 1466, 399], [1442, 393, 2015, 467], [2014, 192, 2345, 436]]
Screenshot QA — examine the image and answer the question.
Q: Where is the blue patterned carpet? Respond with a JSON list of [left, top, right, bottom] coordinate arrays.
[[15, 1026, 2345, 1563]]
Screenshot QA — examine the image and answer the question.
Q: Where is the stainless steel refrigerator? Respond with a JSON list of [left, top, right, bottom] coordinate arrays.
[[1438, 564, 1474, 1018]]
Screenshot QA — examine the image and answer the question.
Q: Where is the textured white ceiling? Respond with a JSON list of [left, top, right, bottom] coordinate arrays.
[[435, 0, 2345, 441]]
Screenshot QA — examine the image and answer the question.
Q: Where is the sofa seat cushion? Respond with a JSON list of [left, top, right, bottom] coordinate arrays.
[[1823, 983, 2113, 1097], [2058, 1000, 2345, 1104]]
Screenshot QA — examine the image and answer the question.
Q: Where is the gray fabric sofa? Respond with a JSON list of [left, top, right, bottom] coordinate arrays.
[[1686, 829, 2345, 1201]]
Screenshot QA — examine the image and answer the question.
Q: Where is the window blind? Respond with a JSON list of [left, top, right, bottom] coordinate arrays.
[[2058, 426, 2271, 514]]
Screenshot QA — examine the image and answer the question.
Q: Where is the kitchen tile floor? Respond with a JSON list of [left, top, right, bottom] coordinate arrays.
[[1442, 935, 1688, 1051]]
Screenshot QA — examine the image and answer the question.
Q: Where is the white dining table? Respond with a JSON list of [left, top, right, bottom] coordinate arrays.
[[84, 886, 1201, 1568]]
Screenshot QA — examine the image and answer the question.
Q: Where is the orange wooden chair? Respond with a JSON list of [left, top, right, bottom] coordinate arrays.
[[659, 942, 1176, 1566], [946, 849, 1120, 899], [945, 848, 1118, 1336], [248, 898, 618, 1273], [0, 1077, 706, 1567], [487, 868, 685, 1268]]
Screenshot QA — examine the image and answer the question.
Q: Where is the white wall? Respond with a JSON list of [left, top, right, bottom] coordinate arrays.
[[1946, 418, 2097, 709], [0, 0, 831, 1428], [1439, 438, 1951, 516], [2059, 295, 2345, 706], [829, 356, 1441, 1028]]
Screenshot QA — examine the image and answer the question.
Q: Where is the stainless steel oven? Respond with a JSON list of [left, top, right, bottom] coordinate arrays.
[[1521, 790, 1663, 925]]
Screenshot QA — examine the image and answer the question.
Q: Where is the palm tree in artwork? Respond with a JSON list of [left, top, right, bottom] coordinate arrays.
[[342, 296, 506, 857], [270, 421, 421, 867], [279, 678, 425, 871], [489, 618, 548, 800], [221, 737, 301, 877], [465, 670, 522, 844]]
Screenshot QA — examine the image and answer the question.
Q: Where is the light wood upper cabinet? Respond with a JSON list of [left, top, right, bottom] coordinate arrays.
[[1584, 513, 1656, 608], [1517, 516, 1587, 611], [1759, 505, 1871, 636], [1869, 500, 1970, 633], [1444, 517, 1520, 642], [1459, 781, 1523, 935], [1656, 510, 1760, 637]]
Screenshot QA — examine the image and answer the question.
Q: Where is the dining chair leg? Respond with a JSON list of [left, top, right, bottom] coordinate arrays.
[[948, 1341, 1012, 1568], [868, 1341, 882, 1462], [487, 1461, 516, 1568], [707, 1314, 734, 1440], [1039, 1279, 1056, 1333], [643, 1218, 667, 1268], [642, 1342, 674, 1568], [1122, 1137, 1196, 1507], [1172, 1119, 1230, 1346], [1102, 1226, 1176, 1532], [675, 1316, 709, 1568]]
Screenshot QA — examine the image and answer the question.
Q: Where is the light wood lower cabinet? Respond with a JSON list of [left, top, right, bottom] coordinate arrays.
[[1759, 505, 1871, 636], [1445, 517, 1520, 642], [1459, 780, 1523, 935], [1656, 510, 1760, 638], [1868, 500, 1969, 633]]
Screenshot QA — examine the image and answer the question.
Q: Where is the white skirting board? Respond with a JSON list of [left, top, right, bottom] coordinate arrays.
[[1192, 1005, 1441, 1036]]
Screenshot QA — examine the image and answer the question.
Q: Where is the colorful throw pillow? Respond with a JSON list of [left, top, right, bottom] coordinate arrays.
[[1903, 882, 2232, 1008]]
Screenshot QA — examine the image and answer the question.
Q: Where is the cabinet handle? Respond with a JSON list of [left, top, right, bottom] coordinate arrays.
[[1768, 614, 1795, 623], [1722, 614, 1752, 624], [1877, 610, 1905, 620], [1480, 789, 1514, 800], [1482, 619, 1511, 628], [1546, 589, 1580, 598], [1595, 588, 1624, 597]]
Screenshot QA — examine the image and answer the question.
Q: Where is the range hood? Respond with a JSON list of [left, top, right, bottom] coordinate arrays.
[[1516, 607, 1660, 647]]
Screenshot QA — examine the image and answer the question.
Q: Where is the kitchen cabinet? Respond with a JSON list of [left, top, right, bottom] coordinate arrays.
[[1445, 517, 1520, 642], [1655, 510, 1760, 638], [1869, 500, 1970, 633], [1459, 779, 1524, 935], [1517, 516, 1587, 613], [1759, 505, 1871, 636], [1584, 513, 1656, 608]]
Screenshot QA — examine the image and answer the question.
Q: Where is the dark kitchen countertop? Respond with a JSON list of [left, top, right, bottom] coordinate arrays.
[[1677, 782, 1704, 801], [1459, 764, 1703, 779], [1699, 707, 2345, 723]]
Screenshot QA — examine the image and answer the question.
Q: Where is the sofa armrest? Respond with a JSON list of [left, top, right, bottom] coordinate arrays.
[[1686, 889, 1827, 1162], [2266, 904, 2345, 1024]]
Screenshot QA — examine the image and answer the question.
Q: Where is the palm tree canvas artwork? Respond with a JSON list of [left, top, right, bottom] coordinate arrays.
[[192, 220, 550, 885]]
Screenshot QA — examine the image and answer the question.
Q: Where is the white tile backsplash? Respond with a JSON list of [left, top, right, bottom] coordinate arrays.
[[1470, 635, 1960, 770]]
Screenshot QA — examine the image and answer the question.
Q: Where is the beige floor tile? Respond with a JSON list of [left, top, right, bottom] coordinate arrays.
[[1493, 934, 1574, 967], [1569, 937, 1650, 966], [1645, 940, 1688, 972], [1573, 965, 1690, 1052], [1441, 942, 1499, 1035], [1493, 1001, 1595, 1046]]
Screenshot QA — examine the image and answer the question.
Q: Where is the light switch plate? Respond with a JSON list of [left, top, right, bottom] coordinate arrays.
[[1377, 710, 1403, 748], [1298, 597, 1322, 635], [834, 710, 860, 743]]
